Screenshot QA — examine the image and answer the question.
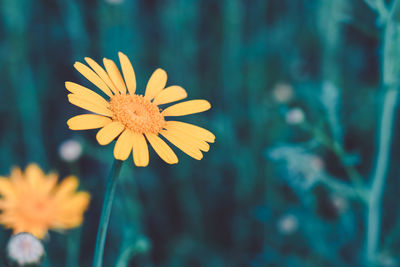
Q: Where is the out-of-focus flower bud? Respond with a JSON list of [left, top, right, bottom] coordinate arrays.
[[104, 0, 124, 4], [310, 156, 324, 172], [134, 237, 151, 253], [377, 252, 397, 267], [6, 233, 45, 267], [285, 108, 305, 125], [272, 82, 294, 103], [330, 195, 348, 214], [59, 139, 82, 162], [277, 214, 299, 235]]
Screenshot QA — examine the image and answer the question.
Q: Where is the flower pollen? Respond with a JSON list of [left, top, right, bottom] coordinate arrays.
[[109, 94, 165, 134]]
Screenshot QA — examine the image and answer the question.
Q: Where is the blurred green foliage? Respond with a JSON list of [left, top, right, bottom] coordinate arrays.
[[1, 0, 400, 266]]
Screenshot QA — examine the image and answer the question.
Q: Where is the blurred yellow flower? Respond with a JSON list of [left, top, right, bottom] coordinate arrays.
[[0, 164, 90, 239], [66, 52, 215, 166]]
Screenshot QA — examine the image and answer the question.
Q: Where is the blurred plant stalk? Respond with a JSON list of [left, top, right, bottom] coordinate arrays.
[[301, 122, 367, 200], [365, 0, 400, 264], [1, 0, 48, 167], [93, 160, 123, 267]]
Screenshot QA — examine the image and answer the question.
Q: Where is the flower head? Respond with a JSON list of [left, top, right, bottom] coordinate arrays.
[[272, 82, 293, 103], [0, 164, 90, 239], [285, 107, 305, 125], [277, 214, 299, 235], [66, 52, 215, 166], [7, 233, 45, 266], [59, 139, 83, 162]]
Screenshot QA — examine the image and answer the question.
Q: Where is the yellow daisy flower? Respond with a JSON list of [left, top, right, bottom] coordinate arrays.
[[0, 164, 90, 239], [66, 52, 215, 166]]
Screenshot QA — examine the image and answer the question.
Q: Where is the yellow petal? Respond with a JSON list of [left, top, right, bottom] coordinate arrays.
[[165, 121, 215, 143], [162, 100, 211, 117], [164, 125, 209, 152], [0, 214, 17, 225], [74, 62, 113, 97], [41, 173, 58, 195], [65, 82, 110, 107], [145, 68, 167, 100], [59, 192, 90, 213], [153, 86, 187, 105], [103, 58, 127, 94], [54, 176, 79, 200], [145, 133, 178, 164], [30, 228, 48, 239], [84, 57, 119, 95], [96, 121, 125, 145], [160, 129, 203, 160], [10, 168, 25, 191], [54, 214, 84, 228], [25, 164, 45, 190], [132, 133, 149, 167], [113, 129, 134, 161], [10, 167, 22, 181], [118, 52, 136, 94], [67, 114, 112, 130], [0, 178, 16, 199], [68, 94, 113, 117]]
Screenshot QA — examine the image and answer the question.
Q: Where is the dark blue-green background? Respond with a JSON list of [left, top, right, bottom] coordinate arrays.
[[1, 0, 399, 266]]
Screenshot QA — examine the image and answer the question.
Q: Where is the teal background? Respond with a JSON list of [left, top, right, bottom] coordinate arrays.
[[0, 0, 399, 266]]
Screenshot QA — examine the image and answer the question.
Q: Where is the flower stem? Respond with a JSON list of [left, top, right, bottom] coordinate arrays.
[[67, 227, 82, 267], [93, 159, 123, 267], [366, 1, 400, 261], [367, 87, 398, 264], [302, 122, 366, 199]]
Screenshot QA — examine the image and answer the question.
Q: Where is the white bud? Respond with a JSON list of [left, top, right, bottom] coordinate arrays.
[[272, 83, 294, 103], [331, 195, 348, 214], [377, 252, 397, 267], [7, 233, 45, 267], [277, 214, 298, 235], [104, 0, 124, 4], [59, 139, 82, 162], [285, 108, 305, 125], [135, 237, 151, 253], [310, 156, 324, 172]]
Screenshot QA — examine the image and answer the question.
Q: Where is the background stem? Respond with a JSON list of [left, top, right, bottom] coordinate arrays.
[[367, 87, 398, 263], [363, 0, 400, 264], [93, 160, 123, 267]]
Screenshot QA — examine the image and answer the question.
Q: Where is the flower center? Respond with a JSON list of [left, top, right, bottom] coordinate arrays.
[[18, 196, 55, 223], [109, 94, 165, 134]]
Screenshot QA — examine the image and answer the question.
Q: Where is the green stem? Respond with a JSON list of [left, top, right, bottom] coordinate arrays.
[[67, 227, 82, 267], [93, 160, 123, 267], [365, 0, 400, 260], [367, 87, 398, 264], [42, 243, 51, 267], [67, 161, 82, 267], [302, 122, 365, 199], [376, 0, 389, 19], [115, 246, 138, 267], [318, 174, 361, 200]]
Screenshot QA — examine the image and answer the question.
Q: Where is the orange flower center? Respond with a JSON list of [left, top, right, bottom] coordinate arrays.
[[18, 196, 55, 225], [109, 94, 165, 134]]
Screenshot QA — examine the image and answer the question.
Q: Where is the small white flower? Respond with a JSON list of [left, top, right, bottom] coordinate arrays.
[[310, 156, 324, 172], [59, 139, 82, 162], [377, 252, 397, 267], [285, 108, 305, 125], [272, 83, 294, 103], [135, 237, 151, 252], [7, 233, 45, 266], [267, 146, 322, 191], [104, 0, 124, 4], [331, 195, 348, 214], [277, 214, 299, 235]]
